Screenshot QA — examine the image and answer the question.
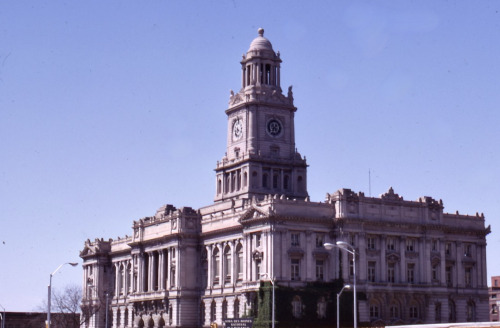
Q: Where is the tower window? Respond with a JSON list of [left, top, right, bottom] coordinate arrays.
[[273, 174, 279, 189], [284, 175, 290, 190], [265, 64, 271, 84], [262, 173, 268, 188]]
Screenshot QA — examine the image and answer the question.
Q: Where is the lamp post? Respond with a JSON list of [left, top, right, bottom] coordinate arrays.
[[105, 291, 110, 328], [324, 241, 357, 328], [337, 285, 351, 328], [47, 262, 78, 328], [0, 303, 5, 328], [260, 273, 275, 328]]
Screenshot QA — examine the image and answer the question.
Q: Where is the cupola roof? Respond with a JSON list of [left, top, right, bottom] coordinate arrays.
[[248, 28, 273, 52]]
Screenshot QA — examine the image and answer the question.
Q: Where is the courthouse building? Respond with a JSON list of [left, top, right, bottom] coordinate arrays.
[[80, 29, 490, 328]]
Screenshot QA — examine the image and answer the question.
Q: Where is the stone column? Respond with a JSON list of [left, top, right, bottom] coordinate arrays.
[[119, 306, 126, 328], [112, 306, 118, 328], [215, 298, 223, 325], [380, 235, 387, 282], [159, 250, 164, 290], [456, 242, 463, 288], [203, 299, 212, 326], [114, 262, 120, 297], [206, 244, 213, 288], [358, 233, 366, 281], [226, 296, 235, 319], [166, 248, 172, 289], [127, 304, 134, 328], [399, 237, 406, 283]]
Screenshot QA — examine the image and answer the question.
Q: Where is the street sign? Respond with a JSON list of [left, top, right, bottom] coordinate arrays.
[[224, 318, 253, 328]]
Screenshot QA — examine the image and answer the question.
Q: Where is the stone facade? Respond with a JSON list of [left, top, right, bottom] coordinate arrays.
[[80, 29, 490, 328], [490, 276, 500, 322]]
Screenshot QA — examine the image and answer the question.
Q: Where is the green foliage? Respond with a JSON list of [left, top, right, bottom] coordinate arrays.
[[252, 280, 353, 328]]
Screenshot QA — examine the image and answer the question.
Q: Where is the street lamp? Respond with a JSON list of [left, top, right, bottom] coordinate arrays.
[[47, 262, 78, 328], [260, 273, 275, 328], [324, 241, 357, 328], [337, 285, 351, 328]]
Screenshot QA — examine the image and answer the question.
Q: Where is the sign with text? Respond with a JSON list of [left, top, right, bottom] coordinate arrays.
[[224, 318, 253, 328]]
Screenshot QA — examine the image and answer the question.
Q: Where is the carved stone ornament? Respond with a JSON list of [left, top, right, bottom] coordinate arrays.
[[252, 250, 262, 260]]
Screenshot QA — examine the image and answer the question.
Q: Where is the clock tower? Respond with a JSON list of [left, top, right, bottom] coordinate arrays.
[[215, 28, 308, 202]]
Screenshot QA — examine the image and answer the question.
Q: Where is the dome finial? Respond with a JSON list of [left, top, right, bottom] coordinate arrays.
[[258, 28, 264, 37]]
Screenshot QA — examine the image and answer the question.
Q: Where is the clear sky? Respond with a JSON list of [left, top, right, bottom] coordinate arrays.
[[1, 1, 499, 311]]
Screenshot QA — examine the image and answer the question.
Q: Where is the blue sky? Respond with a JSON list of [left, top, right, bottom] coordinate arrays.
[[1, 1, 499, 311]]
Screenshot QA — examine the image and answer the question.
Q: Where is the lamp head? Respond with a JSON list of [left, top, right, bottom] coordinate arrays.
[[323, 242, 334, 250], [344, 284, 352, 289], [68, 262, 78, 267]]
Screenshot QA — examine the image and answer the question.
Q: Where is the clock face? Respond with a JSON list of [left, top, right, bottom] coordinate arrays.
[[233, 119, 243, 140], [266, 118, 282, 137]]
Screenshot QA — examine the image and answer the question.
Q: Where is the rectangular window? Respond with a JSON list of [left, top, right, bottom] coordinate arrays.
[[316, 260, 324, 281], [446, 266, 453, 286], [237, 251, 243, 281], [370, 305, 379, 318], [445, 243, 452, 255], [409, 306, 418, 319], [291, 233, 300, 246], [291, 259, 300, 281], [367, 236, 376, 250], [349, 257, 354, 277], [432, 239, 438, 252], [406, 238, 415, 252], [432, 264, 439, 281], [464, 244, 472, 257], [368, 261, 376, 282], [350, 234, 356, 247], [255, 260, 261, 281], [407, 263, 415, 283], [256, 233, 261, 247], [465, 267, 472, 287], [315, 234, 324, 248], [387, 237, 395, 251], [388, 263, 395, 283]]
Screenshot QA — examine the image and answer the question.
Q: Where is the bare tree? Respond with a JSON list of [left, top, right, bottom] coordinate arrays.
[[51, 284, 81, 328]]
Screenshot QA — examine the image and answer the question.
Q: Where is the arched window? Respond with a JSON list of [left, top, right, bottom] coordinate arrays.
[[409, 302, 419, 320], [297, 176, 303, 192], [369, 303, 379, 319], [317, 297, 327, 319], [236, 243, 243, 281], [449, 300, 456, 322], [213, 248, 220, 285], [435, 302, 441, 322], [284, 175, 290, 190], [234, 298, 240, 318], [390, 304, 399, 319], [243, 172, 248, 188], [217, 179, 222, 194], [222, 299, 228, 319], [210, 300, 217, 322], [292, 295, 302, 318], [116, 308, 121, 326], [224, 245, 232, 284], [467, 300, 476, 321]]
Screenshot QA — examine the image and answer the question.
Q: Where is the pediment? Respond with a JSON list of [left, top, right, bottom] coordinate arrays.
[[238, 205, 269, 224]]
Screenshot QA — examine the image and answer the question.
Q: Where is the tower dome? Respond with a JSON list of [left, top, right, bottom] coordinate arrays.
[[248, 28, 273, 52]]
